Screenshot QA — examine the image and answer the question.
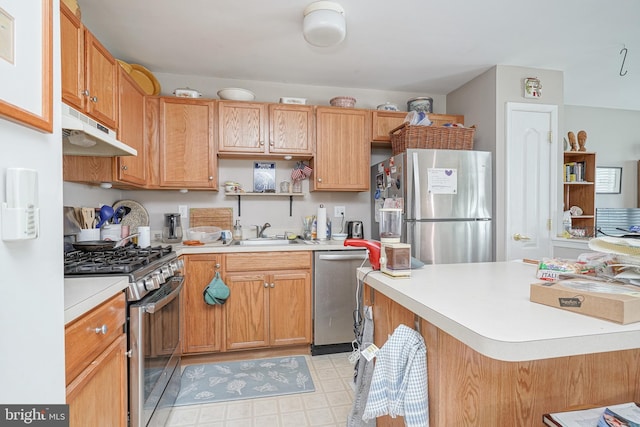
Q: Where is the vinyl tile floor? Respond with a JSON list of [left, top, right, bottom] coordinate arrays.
[[166, 352, 356, 427]]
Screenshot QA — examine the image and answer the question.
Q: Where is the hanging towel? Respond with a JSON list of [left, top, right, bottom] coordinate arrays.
[[203, 271, 230, 305], [362, 324, 428, 427]]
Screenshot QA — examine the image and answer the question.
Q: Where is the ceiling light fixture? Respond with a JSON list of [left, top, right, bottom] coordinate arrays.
[[303, 1, 346, 47]]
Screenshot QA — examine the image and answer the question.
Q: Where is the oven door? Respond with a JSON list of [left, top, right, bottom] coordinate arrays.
[[129, 275, 183, 427]]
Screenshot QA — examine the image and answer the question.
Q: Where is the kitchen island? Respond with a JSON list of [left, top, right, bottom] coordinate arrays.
[[360, 261, 640, 426]]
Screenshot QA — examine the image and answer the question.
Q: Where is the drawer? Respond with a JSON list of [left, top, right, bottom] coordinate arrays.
[[225, 251, 311, 272], [65, 292, 126, 385]]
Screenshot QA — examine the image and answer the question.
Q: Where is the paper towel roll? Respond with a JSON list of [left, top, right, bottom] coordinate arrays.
[[317, 205, 327, 241]]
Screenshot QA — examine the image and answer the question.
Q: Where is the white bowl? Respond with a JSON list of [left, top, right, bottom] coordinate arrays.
[[332, 233, 348, 241], [217, 88, 255, 101]]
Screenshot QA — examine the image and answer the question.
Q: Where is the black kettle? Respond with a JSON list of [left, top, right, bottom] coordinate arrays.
[[346, 221, 364, 239]]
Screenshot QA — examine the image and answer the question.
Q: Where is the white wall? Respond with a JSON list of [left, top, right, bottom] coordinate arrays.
[[0, 1, 65, 402], [564, 105, 640, 208]]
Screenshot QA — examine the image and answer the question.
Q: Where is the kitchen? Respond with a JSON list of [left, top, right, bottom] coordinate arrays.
[[2, 0, 640, 426]]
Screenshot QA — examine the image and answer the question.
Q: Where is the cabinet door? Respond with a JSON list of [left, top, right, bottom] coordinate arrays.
[[84, 30, 118, 130], [159, 98, 217, 188], [218, 101, 267, 154], [314, 107, 371, 191], [116, 67, 147, 186], [60, 2, 84, 110], [66, 334, 127, 427], [224, 272, 269, 350], [269, 270, 312, 346], [268, 104, 314, 156], [182, 254, 224, 354], [372, 111, 406, 142]]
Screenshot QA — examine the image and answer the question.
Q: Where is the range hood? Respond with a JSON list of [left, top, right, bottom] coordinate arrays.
[[61, 103, 137, 157]]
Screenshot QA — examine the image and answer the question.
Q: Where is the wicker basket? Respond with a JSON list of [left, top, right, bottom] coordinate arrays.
[[390, 123, 476, 155]]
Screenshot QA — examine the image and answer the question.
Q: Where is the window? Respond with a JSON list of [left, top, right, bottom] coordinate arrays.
[[595, 167, 622, 194]]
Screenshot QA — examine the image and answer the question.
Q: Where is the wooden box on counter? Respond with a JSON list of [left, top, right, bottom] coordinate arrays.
[[530, 280, 640, 324]]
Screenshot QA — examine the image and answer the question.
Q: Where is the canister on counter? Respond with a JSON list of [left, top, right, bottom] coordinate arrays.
[[407, 97, 433, 113]]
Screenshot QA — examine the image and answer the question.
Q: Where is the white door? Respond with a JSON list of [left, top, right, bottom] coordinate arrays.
[[505, 103, 558, 261]]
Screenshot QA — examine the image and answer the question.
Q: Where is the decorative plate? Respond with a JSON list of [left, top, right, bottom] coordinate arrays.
[[129, 64, 161, 95], [112, 199, 149, 235]]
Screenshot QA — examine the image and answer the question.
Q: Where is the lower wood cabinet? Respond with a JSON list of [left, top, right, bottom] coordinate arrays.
[[65, 292, 127, 427], [181, 254, 224, 354], [224, 252, 312, 351]]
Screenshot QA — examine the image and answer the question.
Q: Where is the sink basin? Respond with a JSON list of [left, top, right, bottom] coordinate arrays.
[[231, 238, 298, 246]]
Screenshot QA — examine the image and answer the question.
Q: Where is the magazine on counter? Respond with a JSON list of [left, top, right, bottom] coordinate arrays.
[[544, 402, 640, 427]]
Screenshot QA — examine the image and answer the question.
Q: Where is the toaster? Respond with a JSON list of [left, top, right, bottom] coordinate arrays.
[[346, 221, 364, 239]]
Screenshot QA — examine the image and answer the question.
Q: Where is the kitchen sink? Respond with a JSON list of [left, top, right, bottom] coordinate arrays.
[[231, 238, 298, 246]]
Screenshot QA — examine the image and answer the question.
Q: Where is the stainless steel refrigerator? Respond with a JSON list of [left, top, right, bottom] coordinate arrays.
[[371, 148, 492, 264]]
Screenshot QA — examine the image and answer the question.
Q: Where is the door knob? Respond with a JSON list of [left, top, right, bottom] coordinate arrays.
[[513, 233, 531, 241]]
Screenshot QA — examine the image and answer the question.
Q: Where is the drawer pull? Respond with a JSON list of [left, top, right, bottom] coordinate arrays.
[[94, 324, 108, 335]]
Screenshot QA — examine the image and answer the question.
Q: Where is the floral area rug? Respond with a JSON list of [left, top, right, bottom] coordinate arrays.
[[174, 355, 315, 406]]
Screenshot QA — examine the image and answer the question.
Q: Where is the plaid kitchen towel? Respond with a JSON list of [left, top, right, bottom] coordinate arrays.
[[362, 324, 428, 427]]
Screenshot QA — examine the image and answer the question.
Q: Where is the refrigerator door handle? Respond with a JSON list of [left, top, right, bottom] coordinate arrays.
[[412, 151, 422, 220]]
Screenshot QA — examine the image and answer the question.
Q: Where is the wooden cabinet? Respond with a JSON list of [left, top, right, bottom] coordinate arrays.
[[65, 292, 127, 427], [563, 151, 596, 236], [313, 107, 371, 191], [115, 66, 147, 186], [61, 2, 118, 129], [223, 252, 312, 351], [218, 101, 314, 158], [371, 110, 465, 143], [182, 254, 225, 354], [153, 97, 217, 189]]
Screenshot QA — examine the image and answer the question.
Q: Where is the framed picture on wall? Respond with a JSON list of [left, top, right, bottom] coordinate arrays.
[[596, 167, 622, 194], [0, 0, 53, 133]]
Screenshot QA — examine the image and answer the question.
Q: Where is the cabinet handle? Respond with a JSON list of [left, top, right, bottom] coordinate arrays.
[[208, 176, 214, 181], [259, 140, 264, 146], [90, 96, 98, 103], [270, 283, 275, 288], [215, 263, 220, 269], [269, 140, 274, 147], [94, 324, 108, 335], [264, 283, 268, 288], [121, 165, 128, 171], [82, 89, 90, 97], [317, 178, 322, 182]]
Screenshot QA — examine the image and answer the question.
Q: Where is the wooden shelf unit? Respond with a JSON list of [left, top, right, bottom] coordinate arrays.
[[563, 151, 596, 236]]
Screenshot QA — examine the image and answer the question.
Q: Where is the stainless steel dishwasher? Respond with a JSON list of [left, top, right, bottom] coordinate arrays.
[[312, 249, 369, 355]]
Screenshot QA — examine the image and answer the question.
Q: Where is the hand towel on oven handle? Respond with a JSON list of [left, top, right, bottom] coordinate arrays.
[[203, 271, 230, 305]]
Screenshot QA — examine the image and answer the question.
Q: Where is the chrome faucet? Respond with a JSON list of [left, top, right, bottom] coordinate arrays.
[[256, 222, 271, 238]]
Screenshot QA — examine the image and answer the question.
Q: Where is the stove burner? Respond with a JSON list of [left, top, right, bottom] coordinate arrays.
[[64, 245, 173, 275]]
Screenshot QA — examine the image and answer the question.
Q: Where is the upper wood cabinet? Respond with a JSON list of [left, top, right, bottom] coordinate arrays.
[[116, 67, 147, 186], [154, 97, 217, 189], [60, 2, 118, 129], [372, 110, 465, 143], [313, 107, 371, 191], [218, 101, 314, 158]]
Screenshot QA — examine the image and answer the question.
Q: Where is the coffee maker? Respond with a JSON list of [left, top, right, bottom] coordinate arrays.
[[162, 213, 183, 243]]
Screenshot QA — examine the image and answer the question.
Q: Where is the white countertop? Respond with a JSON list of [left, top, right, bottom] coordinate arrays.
[[64, 276, 128, 324], [360, 261, 640, 362]]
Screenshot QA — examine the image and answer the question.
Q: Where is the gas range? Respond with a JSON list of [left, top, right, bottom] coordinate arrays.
[[64, 245, 183, 301]]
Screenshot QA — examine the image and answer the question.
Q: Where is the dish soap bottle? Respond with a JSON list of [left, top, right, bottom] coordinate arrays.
[[233, 220, 242, 240]]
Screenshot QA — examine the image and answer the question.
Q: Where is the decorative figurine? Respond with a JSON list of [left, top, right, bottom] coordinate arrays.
[[577, 130, 587, 151], [568, 131, 578, 151]]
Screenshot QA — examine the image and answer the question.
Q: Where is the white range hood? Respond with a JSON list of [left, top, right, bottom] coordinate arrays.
[[61, 103, 137, 157]]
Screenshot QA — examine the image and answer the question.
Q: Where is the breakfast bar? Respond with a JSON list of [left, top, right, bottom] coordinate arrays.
[[359, 261, 640, 426]]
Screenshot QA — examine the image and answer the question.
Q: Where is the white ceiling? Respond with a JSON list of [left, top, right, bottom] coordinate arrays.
[[78, 0, 640, 111]]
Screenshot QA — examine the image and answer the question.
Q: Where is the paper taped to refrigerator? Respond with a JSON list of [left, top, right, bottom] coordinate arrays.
[[427, 168, 457, 194]]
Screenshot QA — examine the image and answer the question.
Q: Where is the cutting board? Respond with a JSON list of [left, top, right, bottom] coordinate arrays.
[[190, 208, 233, 230]]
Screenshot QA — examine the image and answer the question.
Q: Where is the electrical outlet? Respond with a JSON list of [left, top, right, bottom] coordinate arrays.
[[178, 205, 188, 219], [334, 206, 345, 218]]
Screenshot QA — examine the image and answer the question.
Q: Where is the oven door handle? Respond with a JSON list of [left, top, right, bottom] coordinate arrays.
[[143, 276, 184, 314]]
